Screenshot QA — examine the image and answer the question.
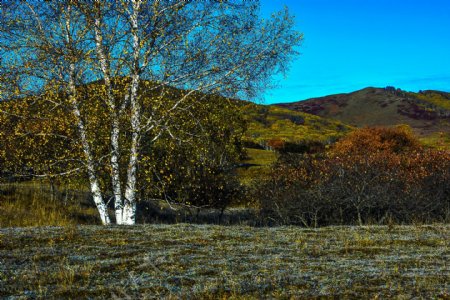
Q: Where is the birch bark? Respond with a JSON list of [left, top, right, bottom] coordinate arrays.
[[68, 64, 110, 225], [64, 5, 110, 225], [92, 9, 124, 224], [123, 0, 142, 225]]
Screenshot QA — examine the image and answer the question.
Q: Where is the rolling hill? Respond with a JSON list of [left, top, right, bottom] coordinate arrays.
[[237, 102, 353, 184], [242, 102, 352, 147], [275, 87, 450, 147]]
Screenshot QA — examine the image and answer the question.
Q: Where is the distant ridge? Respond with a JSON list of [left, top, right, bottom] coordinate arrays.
[[275, 87, 450, 139]]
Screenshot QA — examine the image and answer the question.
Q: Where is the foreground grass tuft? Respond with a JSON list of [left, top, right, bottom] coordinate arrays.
[[0, 224, 448, 298]]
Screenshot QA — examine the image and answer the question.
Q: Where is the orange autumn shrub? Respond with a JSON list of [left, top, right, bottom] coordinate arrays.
[[255, 127, 449, 226], [331, 126, 421, 155], [267, 138, 286, 151]]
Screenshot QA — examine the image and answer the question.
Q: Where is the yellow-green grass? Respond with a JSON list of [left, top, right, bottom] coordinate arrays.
[[0, 182, 100, 227], [412, 91, 450, 110], [243, 104, 352, 145], [237, 148, 278, 185], [419, 131, 450, 150], [238, 103, 352, 186], [0, 224, 448, 298]]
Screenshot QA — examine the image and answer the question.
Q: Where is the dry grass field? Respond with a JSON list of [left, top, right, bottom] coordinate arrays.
[[0, 224, 448, 299]]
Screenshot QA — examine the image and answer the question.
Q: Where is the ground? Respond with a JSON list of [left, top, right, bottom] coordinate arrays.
[[0, 224, 448, 299]]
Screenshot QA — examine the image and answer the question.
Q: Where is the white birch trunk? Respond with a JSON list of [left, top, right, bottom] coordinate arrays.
[[111, 124, 123, 224], [64, 6, 110, 225], [123, 0, 142, 225], [68, 64, 111, 225], [93, 12, 124, 224]]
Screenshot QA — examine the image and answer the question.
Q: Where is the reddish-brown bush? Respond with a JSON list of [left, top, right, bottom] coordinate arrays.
[[267, 138, 285, 151], [255, 127, 449, 226]]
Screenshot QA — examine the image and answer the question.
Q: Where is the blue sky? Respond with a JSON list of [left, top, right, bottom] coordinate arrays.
[[260, 0, 450, 104]]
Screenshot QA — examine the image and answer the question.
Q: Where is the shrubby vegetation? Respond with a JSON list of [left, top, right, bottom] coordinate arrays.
[[0, 83, 246, 216], [139, 95, 246, 211], [2, 122, 449, 227], [254, 127, 450, 226]]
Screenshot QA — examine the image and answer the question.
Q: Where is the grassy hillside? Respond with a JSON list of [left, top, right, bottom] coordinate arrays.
[[242, 102, 352, 146], [1, 224, 448, 298], [413, 90, 450, 110], [237, 102, 353, 183], [239, 88, 449, 181], [276, 87, 450, 148], [236, 148, 278, 185]]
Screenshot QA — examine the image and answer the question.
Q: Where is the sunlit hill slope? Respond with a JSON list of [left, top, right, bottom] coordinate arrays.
[[276, 87, 450, 148]]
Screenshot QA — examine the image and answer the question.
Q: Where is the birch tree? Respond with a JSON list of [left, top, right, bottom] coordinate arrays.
[[0, 0, 302, 225]]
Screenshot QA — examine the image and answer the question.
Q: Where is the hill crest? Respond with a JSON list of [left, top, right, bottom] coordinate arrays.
[[275, 87, 450, 141]]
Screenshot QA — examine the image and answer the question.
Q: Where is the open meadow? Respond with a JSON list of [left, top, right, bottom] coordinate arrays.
[[0, 224, 448, 299]]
